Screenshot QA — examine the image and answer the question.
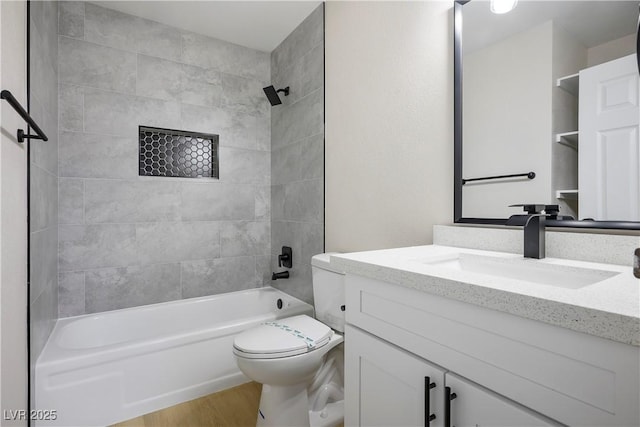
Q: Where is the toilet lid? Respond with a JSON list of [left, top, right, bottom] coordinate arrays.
[[233, 315, 332, 359]]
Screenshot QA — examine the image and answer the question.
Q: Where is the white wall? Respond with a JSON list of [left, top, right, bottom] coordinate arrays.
[[462, 21, 553, 219], [587, 33, 636, 68], [325, 1, 453, 252], [0, 0, 28, 424]]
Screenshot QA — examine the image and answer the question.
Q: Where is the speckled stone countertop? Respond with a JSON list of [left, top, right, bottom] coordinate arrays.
[[331, 245, 640, 346]]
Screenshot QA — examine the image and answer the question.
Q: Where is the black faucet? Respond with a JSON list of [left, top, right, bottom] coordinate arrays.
[[272, 271, 289, 280], [506, 204, 553, 259]]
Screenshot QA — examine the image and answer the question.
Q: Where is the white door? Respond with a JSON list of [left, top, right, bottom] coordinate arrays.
[[579, 54, 640, 221], [444, 373, 559, 427], [345, 325, 446, 427]]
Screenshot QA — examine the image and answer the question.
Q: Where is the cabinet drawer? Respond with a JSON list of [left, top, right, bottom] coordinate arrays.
[[345, 274, 640, 426]]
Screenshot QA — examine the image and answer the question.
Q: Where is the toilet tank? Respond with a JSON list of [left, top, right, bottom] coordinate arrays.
[[311, 253, 345, 332]]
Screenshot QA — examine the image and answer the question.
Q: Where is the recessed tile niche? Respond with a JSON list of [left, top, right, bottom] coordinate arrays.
[[139, 126, 219, 179]]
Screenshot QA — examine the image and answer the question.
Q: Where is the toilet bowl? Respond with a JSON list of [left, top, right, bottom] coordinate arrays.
[[233, 254, 345, 427]]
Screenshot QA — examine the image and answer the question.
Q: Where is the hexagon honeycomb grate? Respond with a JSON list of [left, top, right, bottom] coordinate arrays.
[[139, 126, 219, 178]]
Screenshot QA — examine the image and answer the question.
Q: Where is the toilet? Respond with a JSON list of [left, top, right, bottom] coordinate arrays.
[[233, 253, 345, 427]]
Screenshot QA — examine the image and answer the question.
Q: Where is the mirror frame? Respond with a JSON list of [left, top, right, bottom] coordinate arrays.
[[453, 0, 640, 230]]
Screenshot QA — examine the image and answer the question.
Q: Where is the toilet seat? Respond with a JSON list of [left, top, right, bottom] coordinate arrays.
[[233, 315, 333, 359]]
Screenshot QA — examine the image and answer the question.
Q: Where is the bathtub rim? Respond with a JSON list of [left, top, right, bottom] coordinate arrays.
[[58, 285, 302, 323], [38, 286, 313, 367]]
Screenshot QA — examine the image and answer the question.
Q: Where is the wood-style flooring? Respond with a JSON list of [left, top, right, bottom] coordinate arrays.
[[113, 382, 262, 427]]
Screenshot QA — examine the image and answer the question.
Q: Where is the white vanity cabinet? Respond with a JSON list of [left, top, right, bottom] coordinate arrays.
[[346, 325, 556, 427], [345, 324, 446, 427], [343, 274, 640, 427]]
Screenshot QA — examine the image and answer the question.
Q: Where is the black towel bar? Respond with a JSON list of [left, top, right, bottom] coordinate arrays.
[[1, 89, 48, 143], [462, 171, 535, 185]]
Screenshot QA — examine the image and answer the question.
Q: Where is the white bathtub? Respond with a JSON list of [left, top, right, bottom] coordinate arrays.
[[36, 287, 312, 426]]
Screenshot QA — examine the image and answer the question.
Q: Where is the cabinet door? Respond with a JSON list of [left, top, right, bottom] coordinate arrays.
[[345, 325, 446, 427], [444, 373, 558, 427]]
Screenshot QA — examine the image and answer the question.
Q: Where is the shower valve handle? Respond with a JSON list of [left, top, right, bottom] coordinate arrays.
[[278, 254, 289, 267], [278, 246, 293, 268]]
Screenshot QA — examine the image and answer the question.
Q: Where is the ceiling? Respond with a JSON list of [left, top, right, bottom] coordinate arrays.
[[94, 1, 322, 52], [463, 0, 638, 54]]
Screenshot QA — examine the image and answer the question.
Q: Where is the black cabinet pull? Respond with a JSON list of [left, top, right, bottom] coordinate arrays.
[[424, 376, 437, 424], [444, 386, 457, 427]]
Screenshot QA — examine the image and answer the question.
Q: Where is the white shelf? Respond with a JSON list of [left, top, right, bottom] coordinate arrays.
[[555, 131, 578, 148], [556, 189, 579, 200], [556, 73, 579, 96]]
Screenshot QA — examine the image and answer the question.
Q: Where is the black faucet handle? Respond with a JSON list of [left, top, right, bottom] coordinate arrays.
[[544, 204, 560, 218], [544, 204, 560, 214], [277, 254, 288, 267], [509, 204, 546, 214], [278, 246, 292, 268]]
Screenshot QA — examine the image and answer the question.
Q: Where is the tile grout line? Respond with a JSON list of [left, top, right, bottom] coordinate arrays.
[[59, 253, 265, 274], [58, 33, 269, 84], [60, 80, 271, 121]]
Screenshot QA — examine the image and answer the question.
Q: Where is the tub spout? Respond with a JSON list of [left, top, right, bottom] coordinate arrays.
[[271, 271, 289, 280]]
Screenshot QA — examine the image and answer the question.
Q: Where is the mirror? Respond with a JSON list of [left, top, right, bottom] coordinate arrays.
[[454, 0, 640, 229]]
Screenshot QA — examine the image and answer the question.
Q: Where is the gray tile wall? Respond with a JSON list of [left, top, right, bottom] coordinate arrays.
[[57, 2, 272, 316], [270, 5, 325, 304], [30, 0, 59, 399]]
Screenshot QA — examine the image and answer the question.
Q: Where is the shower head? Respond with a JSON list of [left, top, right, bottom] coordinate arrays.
[[263, 85, 290, 106]]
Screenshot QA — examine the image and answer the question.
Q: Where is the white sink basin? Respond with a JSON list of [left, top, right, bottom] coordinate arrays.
[[421, 253, 619, 289]]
